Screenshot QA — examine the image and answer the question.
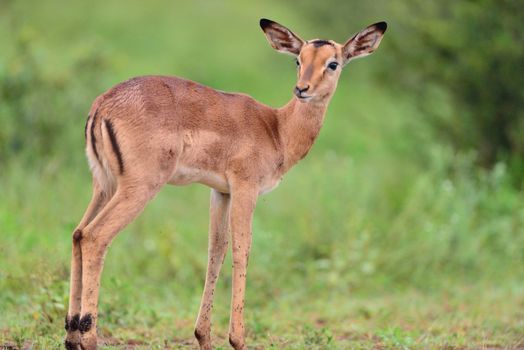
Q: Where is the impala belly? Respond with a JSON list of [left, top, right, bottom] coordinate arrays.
[[169, 165, 230, 193], [167, 129, 230, 192]]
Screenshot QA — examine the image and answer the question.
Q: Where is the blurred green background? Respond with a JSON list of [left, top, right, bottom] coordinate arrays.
[[1, 0, 523, 349]]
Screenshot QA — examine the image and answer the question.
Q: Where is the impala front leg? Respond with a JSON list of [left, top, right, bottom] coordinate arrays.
[[228, 184, 257, 350], [195, 190, 231, 349]]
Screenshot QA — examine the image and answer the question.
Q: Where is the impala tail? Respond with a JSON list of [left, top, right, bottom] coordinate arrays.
[[85, 101, 125, 197]]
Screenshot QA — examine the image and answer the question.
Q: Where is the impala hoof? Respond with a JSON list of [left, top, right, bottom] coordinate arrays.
[[79, 332, 98, 350], [64, 333, 82, 350], [194, 328, 212, 350], [65, 314, 82, 349], [64, 340, 77, 350], [229, 334, 246, 350]]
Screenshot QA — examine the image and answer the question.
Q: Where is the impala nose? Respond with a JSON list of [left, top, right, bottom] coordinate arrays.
[[294, 85, 310, 97]]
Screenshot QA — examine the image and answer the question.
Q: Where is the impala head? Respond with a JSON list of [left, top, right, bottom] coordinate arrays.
[[260, 18, 387, 103]]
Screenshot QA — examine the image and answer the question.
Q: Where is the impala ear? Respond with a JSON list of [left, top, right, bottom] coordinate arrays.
[[260, 18, 304, 56], [342, 22, 387, 65]]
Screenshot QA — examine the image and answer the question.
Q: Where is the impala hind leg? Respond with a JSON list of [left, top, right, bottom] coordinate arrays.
[[195, 190, 231, 349], [228, 184, 257, 350], [65, 180, 112, 350], [76, 183, 161, 350]]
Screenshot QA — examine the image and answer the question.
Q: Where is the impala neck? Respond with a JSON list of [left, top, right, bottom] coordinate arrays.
[[277, 96, 329, 171]]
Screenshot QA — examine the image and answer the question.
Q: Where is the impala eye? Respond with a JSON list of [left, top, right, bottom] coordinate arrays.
[[295, 59, 300, 67], [328, 62, 339, 71]]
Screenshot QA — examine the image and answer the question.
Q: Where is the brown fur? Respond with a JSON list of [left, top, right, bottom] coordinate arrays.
[[65, 18, 386, 350]]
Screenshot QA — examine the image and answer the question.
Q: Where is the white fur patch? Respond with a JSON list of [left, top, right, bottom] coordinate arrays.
[[86, 147, 116, 196], [259, 177, 281, 195], [169, 166, 229, 193]]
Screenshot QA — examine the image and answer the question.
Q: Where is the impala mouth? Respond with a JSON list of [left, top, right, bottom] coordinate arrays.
[[295, 94, 313, 101]]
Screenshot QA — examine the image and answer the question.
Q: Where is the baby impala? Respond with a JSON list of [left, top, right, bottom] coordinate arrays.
[[64, 18, 386, 350]]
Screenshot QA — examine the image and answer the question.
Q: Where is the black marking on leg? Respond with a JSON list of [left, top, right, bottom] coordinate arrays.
[[65, 314, 80, 331], [78, 313, 93, 334], [70, 314, 80, 332], [90, 110, 100, 163], [104, 118, 125, 174], [73, 229, 82, 242]]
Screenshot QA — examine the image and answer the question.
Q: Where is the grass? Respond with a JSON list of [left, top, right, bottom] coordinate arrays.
[[1, 0, 524, 348], [1, 152, 523, 349]]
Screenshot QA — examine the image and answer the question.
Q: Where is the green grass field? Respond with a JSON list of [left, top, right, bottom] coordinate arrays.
[[1, 1, 523, 349]]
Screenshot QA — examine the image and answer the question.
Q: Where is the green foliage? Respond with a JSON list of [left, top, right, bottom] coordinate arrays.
[[0, 27, 108, 165], [385, 0, 524, 168]]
